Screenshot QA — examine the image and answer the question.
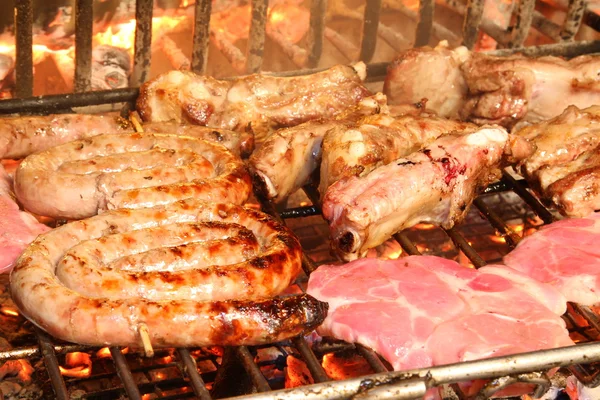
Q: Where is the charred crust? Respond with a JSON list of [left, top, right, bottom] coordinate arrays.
[[397, 160, 416, 167], [337, 231, 355, 253], [211, 130, 224, 142], [248, 257, 270, 269]]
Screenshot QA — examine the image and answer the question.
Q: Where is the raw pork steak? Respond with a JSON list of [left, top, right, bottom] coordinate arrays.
[[503, 212, 600, 306], [307, 256, 573, 371]]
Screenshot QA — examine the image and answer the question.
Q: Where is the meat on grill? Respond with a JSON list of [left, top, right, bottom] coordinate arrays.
[[384, 42, 470, 120], [136, 64, 371, 142], [503, 212, 600, 306], [249, 94, 387, 203], [306, 256, 572, 372], [10, 199, 327, 347], [323, 127, 533, 261], [461, 53, 600, 128], [14, 133, 252, 220], [384, 43, 600, 128], [0, 164, 49, 273], [0, 113, 255, 160], [515, 105, 600, 217], [319, 113, 476, 199]]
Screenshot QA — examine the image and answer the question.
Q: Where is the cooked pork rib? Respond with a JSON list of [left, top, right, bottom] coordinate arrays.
[[137, 64, 370, 142], [384, 43, 600, 127], [515, 105, 600, 217], [323, 127, 533, 261], [249, 94, 387, 203], [462, 53, 600, 127], [383, 42, 470, 119], [319, 113, 476, 199], [0, 113, 255, 159]]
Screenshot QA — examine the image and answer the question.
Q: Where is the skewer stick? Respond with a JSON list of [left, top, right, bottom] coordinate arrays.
[[129, 114, 144, 133], [138, 323, 154, 358]]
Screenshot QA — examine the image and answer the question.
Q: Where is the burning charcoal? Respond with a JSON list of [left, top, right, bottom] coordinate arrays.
[[284, 355, 313, 388], [91, 45, 131, 91]]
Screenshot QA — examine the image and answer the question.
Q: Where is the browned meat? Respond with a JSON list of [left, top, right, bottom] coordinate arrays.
[[515, 105, 600, 217], [0, 113, 255, 160], [10, 200, 327, 347], [319, 113, 476, 198], [137, 64, 371, 142], [249, 94, 387, 203], [323, 127, 533, 261], [383, 42, 470, 119], [462, 53, 600, 128], [14, 133, 252, 220]]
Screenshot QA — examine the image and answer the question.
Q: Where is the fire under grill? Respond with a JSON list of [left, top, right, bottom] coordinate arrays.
[[0, 0, 600, 399]]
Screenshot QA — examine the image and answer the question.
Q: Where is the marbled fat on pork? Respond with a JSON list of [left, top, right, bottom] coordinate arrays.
[[307, 256, 572, 371]]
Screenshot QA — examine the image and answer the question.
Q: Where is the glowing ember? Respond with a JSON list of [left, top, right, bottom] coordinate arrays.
[[285, 355, 313, 388], [157, 355, 174, 364], [96, 347, 111, 358], [0, 359, 35, 382], [0, 307, 19, 317], [322, 352, 373, 380], [489, 235, 507, 244], [299, 201, 309, 207], [59, 352, 92, 378], [414, 223, 436, 230]]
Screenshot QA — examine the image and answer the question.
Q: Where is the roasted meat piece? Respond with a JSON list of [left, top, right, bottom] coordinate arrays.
[[0, 112, 255, 160], [383, 42, 470, 119], [515, 105, 600, 217], [503, 212, 600, 306], [323, 127, 533, 261], [319, 113, 476, 198], [137, 63, 370, 142], [462, 53, 600, 128], [249, 94, 387, 203], [10, 199, 327, 347], [307, 256, 571, 372], [384, 43, 600, 128]]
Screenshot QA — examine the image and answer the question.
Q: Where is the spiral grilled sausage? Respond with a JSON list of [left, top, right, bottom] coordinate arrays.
[[10, 199, 327, 347], [14, 133, 252, 220]]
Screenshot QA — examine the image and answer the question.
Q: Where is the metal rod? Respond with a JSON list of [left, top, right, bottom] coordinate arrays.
[[561, 0, 587, 41], [192, 0, 212, 74], [226, 342, 600, 400], [444, 227, 487, 268], [415, 0, 435, 47], [473, 197, 521, 249], [177, 348, 212, 400], [461, 0, 485, 49], [280, 205, 320, 219], [307, 0, 327, 67], [0, 88, 139, 115], [395, 232, 422, 256], [508, 0, 535, 48], [360, 0, 383, 62], [74, 0, 93, 92], [14, 0, 33, 98], [532, 11, 562, 41], [110, 346, 143, 400], [246, 0, 268, 73], [502, 171, 556, 224], [292, 337, 330, 383], [236, 346, 271, 392], [489, 39, 600, 58], [130, 0, 154, 87], [35, 329, 69, 400], [356, 344, 389, 373], [0, 343, 90, 361]]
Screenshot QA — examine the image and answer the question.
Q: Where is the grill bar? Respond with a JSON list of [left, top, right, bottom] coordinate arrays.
[[130, 0, 154, 88], [177, 348, 212, 400], [509, 0, 536, 48], [307, 0, 327, 67], [191, 0, 213, 74], [415, 0, 435, 46], [246, 0, 268, 73], [461, 0, 485, 49], [473, 197, 521, 248], [292, 337, 330, 382], [236, 346, 272, 392], [74, 0, 93, 92], [14, 0, 33, 98], [110, 346, 143, 400], [360, 0, 383, 62], [561, 0, 587, 41], [445, 227, 487, 267], [36, 329, 69, 400]]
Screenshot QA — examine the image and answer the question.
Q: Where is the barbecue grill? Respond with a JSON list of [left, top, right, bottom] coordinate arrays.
[[1, 1, 600, 399]]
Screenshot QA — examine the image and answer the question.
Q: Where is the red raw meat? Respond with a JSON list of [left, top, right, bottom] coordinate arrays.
[[503, 213, 600, 306], [0, 164, 49, 273], [307, 256, 573, 372]]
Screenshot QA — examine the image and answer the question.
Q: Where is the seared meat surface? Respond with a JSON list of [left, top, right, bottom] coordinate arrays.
[[319, 112, 475, 199], [515, 105, 600, 217], [10, 199, 327, 347], [323, 127, 533, 261], [137, 64, 370, 142], [249, 94, 387, 203]]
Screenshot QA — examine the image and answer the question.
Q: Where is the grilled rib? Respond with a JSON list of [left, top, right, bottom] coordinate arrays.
[[323, 127, 533, 261]]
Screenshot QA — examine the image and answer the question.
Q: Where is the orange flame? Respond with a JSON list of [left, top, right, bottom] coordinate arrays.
[[1, 307, 19, 317], [59, 352, 92, 378], [322, 352, 373, 380]]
